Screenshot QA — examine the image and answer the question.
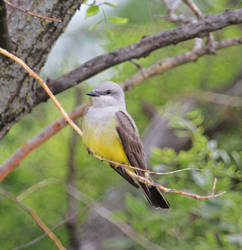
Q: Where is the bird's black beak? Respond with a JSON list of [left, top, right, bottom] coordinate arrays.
[[86, 90, 100, 97]]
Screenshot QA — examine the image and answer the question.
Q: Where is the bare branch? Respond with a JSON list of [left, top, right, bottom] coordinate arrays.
[[211, 177, 217, 195], [0, 107, 196, 183], [121, 38, 242, 91], [0, 188, 66, 250], [1, 38, 241, 195], [185, 90, 242, 107], [123, 169, 226, 200], [0, 103, 89, 182], [182, 0, 203, 19], [35, 8, 242, 104], [182, 0, 215, 49], [15, 212, 80, 250], [93, 154, 198, 175], [162, 0, 194, 24], [3, 0, 61, 22], [68, 185, 165, 250], [17, 178, 59, 201]]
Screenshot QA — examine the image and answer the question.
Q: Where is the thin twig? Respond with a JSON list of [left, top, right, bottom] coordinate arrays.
[[185, 90, 242, 107], [124, 169, 225, 200], [17, 178, 59, 201], [0, 48, 83, 137], [14, 212, 80, 250], [162, 0, 193, 24], [0, 188, 66, 250], [68, 185, 165, 250], [0, 38, 236, 199], [182, 0, 203, 19], [0, 103, 89, 182], [0, 111, 197, 182], [94, 154, 199, 175], [130, 60, 144, 70], [182, 0, 215, 49], [3, 0, 61, 22], [211, 177, 217, 195]]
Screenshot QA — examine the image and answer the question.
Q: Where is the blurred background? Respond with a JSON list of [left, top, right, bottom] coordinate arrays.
[[0, 0, 241, 249]]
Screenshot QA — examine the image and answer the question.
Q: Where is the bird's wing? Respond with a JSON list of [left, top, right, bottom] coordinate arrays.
[[115, 110, 170, 209], [115, 111, 147, 175]]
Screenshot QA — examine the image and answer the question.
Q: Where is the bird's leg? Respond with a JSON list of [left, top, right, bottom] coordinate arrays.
[[86, 148, 93, 155]]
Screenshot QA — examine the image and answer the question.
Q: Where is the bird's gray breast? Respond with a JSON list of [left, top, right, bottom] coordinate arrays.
[[83, 106, 120, 129]]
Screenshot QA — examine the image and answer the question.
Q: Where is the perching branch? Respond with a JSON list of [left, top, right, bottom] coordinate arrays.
[[0, 106, 225, 201], [67, 185, 165, 250], [0, 188, 66, 250], [3, 0, 61, 22], [0, 37, 235, 199], [123, 170, 225, 200], [34, 8, 242, 104], [0, 103, 197, 182]]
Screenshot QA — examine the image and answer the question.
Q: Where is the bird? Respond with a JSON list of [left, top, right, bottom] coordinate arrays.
[[82, 81, 170, 209]]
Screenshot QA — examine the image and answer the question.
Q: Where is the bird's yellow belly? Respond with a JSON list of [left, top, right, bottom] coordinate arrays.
[[82, 119, 129, 164]]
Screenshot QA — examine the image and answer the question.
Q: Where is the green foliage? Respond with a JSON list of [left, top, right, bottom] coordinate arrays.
[[114, 110, 241, 250], [108, 16, 128, 25], [86, 5, 99, 18], [1, 0, 242, 249]]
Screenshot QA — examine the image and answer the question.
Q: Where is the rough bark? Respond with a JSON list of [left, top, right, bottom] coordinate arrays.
[[0, 0, 83, 138], [0, 0, 12, 50]]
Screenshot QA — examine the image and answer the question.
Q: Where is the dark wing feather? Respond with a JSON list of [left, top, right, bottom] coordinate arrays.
[[109, 164, 139, 188], [116, 111, 170, 209]]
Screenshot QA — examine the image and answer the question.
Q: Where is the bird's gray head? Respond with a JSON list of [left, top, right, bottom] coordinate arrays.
[[86, 81, 126, 108]]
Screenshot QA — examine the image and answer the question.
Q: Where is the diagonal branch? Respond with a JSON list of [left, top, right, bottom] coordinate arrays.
[[0, 103, 89, 182], [1, 37, 241, 184], [34, 8, 242, 104], [182, 0, 203, 19], [121, 38, 242, 91], [0, 188, 66, 250], [14, 212, 79, 250], [0, 48, 83, 138]]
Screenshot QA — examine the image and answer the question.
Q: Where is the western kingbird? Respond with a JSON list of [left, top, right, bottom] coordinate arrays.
[[82, 81, 169, 209]]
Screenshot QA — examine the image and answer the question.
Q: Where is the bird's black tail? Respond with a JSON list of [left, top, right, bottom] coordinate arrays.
[[139, 182, 170, 209]]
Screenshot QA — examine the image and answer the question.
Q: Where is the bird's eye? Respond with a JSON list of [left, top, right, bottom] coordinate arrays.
[[106, 90, 111, 95]]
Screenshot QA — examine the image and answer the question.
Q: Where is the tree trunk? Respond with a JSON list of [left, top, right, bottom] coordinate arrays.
[[0, 0, 82, 138]]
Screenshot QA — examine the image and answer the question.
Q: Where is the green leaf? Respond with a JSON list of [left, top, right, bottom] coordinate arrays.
[[108, 16, 128, 25], [103, 1, 117, 8], [86, 5, 99, 18]]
